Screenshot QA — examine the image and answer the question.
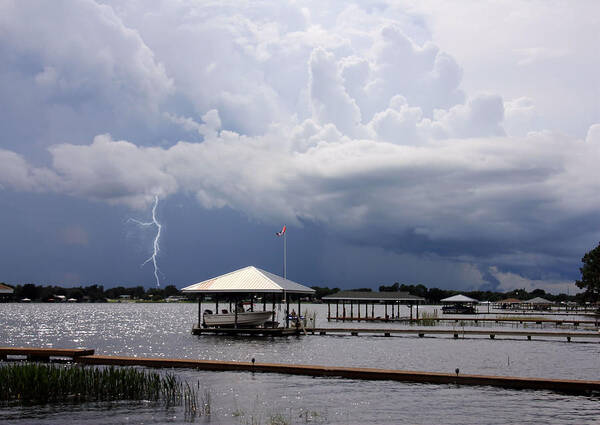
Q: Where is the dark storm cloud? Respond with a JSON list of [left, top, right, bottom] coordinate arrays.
[[0, 0, 599, 292]]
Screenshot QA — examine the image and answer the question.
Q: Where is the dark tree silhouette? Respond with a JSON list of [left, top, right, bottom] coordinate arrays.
[[576, 242, 600, 302]]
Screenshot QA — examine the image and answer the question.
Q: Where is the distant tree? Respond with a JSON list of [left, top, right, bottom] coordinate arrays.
[[67, 287, 84, 300], [427, 288, 450, 303], [531, 288, 547, 297], [505, 288, 528, 300], [133, 286, 146, 299], [83, 284, 105, 302], [20, 283, 39, 300], [146, 288, 164, 301], [164, 285, 179, 297], [379, 282, 400, 292], [576, 242, 600, 302], [310, 286, 339, 299]]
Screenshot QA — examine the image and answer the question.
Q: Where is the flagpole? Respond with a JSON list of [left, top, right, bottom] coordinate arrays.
[[283, 230, 287, 280]]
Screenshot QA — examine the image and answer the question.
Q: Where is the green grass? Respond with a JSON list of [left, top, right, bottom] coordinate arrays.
[[0, 362, 203, 417]]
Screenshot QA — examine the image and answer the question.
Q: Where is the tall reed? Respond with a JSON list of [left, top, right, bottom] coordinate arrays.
[[419, 310, 439, 326], [0, 362, 200, 416]]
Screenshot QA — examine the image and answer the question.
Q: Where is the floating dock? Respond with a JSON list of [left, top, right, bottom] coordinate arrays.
[[2, 347, 598, 395], [192, 326, 301, 336]]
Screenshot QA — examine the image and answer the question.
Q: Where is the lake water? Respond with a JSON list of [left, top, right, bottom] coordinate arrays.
[[1, 303, 599, 424]]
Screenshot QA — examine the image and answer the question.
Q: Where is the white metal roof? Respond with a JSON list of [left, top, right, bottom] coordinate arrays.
[[0, 283, 13, 294], [526, 297, 554, 304], [181, 266, 315, 294], [441, 294, 479, 303]]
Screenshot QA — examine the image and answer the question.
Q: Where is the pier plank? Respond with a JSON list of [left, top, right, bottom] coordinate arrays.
[[329, 316, 599, 326], [0, 347, 94, 361], [73, 354, 600, 395], [309, 328, 600, 339]]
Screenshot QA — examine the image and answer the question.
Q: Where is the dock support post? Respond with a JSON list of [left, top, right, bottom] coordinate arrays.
[[286, 296, 290, 328], [358, 302, 361, 322], [350, 302, 353, 320], [328, 302, 331, 321], [410, 304, 413, 320], [371, 303, 374, 318], [385, 303, 388, 320], [342, 304, 346, 322], [234, 296, 239, 329], [197, 295, 202, 328], [416, 303, 419, 320], [336, 301, 339, 322]]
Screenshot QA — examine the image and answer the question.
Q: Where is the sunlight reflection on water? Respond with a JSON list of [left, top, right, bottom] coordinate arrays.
[[1, 303, 598, 424]]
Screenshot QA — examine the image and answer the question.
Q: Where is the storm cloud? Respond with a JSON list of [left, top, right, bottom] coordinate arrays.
[[1, 0, 598, 292]]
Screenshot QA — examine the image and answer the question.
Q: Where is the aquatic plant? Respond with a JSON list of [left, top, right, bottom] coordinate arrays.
[[419, 310, 439, 326], [0, 362, 201, 417], [268, 412, 291, 425]]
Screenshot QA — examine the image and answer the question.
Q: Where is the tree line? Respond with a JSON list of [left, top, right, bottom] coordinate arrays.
[[2, 241, 600, 304], [1, 283, 182, 302], [309, 282, 583, 304], [0, 281, 590, 304]]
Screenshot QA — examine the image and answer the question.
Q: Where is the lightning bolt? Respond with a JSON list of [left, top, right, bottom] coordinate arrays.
[[129, 195, 162, 287]]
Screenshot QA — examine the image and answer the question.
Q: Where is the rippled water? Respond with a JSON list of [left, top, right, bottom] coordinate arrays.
[[1, 303, 599, 424]]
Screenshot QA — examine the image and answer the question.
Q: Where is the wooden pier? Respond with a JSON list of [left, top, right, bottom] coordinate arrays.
[[74, 355, 600, 395], [329, 316, 600, 327], [309, 328, 600, 341], [2, 347, 599, 395], [0, 347, 94, 362]]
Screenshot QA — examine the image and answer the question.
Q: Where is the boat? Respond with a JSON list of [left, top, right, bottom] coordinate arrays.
[[441, 304, 476, 314], [203, 310, 274, 328]]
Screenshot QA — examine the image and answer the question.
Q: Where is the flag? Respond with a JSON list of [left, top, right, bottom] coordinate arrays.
[[275, 225, 286, 236]]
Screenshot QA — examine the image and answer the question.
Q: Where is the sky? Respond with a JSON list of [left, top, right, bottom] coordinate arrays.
[[1, 0, 599, 294]]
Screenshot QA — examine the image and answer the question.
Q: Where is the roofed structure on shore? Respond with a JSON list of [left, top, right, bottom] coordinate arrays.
[[441, 294, 479, 303], [181, 266, 315, 294], [322, 291, 425, 303], [0, 283, 14, 294], [499, 298, 522, 304], [526, 297, 554, 305]]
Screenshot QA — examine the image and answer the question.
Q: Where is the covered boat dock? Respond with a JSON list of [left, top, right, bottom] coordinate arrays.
[[322, 291, 425, 321], [440, 294, 479, 314], [181, 266, 315, 336]]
